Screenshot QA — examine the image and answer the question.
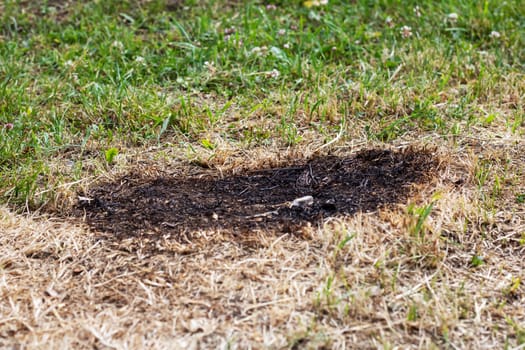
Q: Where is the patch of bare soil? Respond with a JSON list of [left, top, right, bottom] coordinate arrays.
[[73, 148, 438, 243]]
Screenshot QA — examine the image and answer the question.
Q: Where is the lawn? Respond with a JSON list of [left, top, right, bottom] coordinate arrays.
[[1, 0, 524, 348]]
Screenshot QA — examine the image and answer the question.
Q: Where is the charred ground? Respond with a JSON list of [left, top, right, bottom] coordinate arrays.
[[73, 148, 438, 243]]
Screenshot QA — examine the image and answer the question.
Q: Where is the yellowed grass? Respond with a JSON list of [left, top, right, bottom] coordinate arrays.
[[2, 126, 524, 349]]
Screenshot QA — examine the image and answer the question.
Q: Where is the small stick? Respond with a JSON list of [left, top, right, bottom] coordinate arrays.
[[314, 116, 346, 153]]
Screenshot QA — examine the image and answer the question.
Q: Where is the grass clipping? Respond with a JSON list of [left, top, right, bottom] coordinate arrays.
[[1, 143, 525, 349]]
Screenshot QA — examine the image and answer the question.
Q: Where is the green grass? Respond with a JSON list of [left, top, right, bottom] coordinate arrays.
[[1, 0, 524, 207]]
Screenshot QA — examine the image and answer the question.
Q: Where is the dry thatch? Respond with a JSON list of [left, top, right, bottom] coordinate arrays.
[[2, 132, 525, 349]]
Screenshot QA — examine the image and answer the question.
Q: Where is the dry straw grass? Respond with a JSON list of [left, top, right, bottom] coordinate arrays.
[[1, 130, 525, 349]]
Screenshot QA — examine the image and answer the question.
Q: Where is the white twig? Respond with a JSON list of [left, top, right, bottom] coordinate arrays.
[[314, 117, 346, 153]]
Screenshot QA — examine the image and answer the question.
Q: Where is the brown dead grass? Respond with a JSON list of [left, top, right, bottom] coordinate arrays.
[[2, 129, 525, 349]]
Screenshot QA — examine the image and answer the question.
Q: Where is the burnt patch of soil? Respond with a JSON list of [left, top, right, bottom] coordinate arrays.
[[73, 148, 437, 242]]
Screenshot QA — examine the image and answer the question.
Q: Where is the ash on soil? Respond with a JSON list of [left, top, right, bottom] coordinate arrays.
[[74, 148, 437, 242]]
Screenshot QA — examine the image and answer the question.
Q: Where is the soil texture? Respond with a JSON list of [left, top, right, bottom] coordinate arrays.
[[74, 148, 437, 242]]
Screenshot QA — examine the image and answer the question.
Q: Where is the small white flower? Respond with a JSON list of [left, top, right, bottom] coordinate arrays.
[[385, 16, 394, 28], [251, 46, 268, 56], [278, 29, 286, 36], [283, 43, 291, 49], [413, 6, 421, 17], [447, 13, 458, 22], [400, 25, 412, 38], [319, 0, 328, 4], [111, 40, 124, 50], [224, 26, 235, 35], [64, 60, 74, 67], [490, 30, 501, 39], [268, 69, 280, 78], [135, 56, 145, 64]]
